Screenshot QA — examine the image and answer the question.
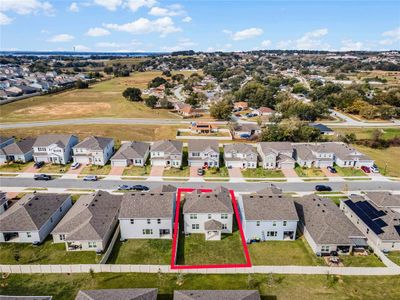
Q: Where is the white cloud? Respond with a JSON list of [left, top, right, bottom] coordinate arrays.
[[0, 0, 53, 15], [224, 28, 264, 41], [69, 2, 79, 12], [340, 39, 363, 51], [124, 0, 157, 12], [95, 40, 143, 50], [379, 27, 400, 46], [276, 40, 293, 49], [161, 38, 196, 51], [0, 12, 13, 25], [295, 28, 329, 50], [104, 17, 181, 37], [149, 4, 184, 17], [74, 45, 90, 51], [93, 0, 122, 11], [86, 27, 110, 37], [48, 34, 75, 42], [96, 42, 123, 48], [182, 16, 192, 23], [261, 40, 271, 48]]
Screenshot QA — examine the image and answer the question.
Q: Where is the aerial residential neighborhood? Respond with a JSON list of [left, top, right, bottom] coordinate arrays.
[[0, 0, 399, 299]]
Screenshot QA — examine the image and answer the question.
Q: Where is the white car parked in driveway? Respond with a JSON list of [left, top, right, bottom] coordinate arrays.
[[71, 162, 81, 170], [370, 165, 380, 173]]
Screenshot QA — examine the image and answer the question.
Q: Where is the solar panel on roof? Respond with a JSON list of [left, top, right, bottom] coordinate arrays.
[[374, 218, 388, 228], [346, 201, 384, 235]]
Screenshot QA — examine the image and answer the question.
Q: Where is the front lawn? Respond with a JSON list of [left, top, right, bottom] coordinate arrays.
[[107, 239, 172, 264], [0, 162, 34, 172], [81, 164, 112, 175], [340, 253, 385, 267], [40, 163, 70, 174], [334, 165, 365, 177], [0, 238, 101, 264], [241, 168, 284, 178], [294, 165, 326, 177], [203, 166, 229, 177], [387, 251, 400, 266], [248, 237, 325, 266], [176, 231, 246, 266], [122, 165, 151, 176]]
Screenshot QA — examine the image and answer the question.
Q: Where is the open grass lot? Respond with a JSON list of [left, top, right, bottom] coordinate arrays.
[[334, 165, 365, 177], [81, 164, 112, 175], [2, 273, 400, 300], [248, 237, 325, 266], [387, 251, 400, 266], [0, 238, 101, 264], [352, 145, 400, 177], [176, 232, 246, 266], [0, 162, 33, 173], [334, 128, 400, 140], [241, 168, 284, 178], [203, 166, 229, 177], [39, 163, 70, 174], [122, 165, 151, 176], [340, 254, 385, 267], [0, 71, 194, 123], [294, 165, 326, 177], [107, 239, 172, 265], [0, 124, 180, 144]]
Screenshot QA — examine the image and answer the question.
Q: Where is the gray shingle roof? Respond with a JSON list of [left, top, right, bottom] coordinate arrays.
[[204, 219, 223, 230], [73, 136, 113, 151], [294, 195, 364, 245], [224, 144, 257, 160], [234, 123, 261, 132], [259, 142, 293, 155], [0, 193, 71, 232], [0, 296, 52, 300], [1, 137, 36, 155], [119, 192, 175, 219], [33, 134, 77, 148], [52, 191, 122, 241], [256, 184, 282, 195], [183, 187, 233, 214], [75, 289, 157, 300], [173, 290, 260, 300], [188, 140, 219, 153], [111, 141, 150, 160], [242, 194, 298, 221], [151, 140, 183, 154], [150, 184, 177, 193], [364, 192, 400, 208], [0, 192, 7, 207]]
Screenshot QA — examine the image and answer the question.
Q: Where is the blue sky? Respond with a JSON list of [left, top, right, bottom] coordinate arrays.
[[1, 0, 399, 52]]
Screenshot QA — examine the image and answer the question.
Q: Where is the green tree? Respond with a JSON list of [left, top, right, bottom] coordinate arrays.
[[210, 100, 233, 120], [75, 79, 89, 89], [145, 95, 158, 108], [123, 87, 142, 101], [148, 77, 167, 88]]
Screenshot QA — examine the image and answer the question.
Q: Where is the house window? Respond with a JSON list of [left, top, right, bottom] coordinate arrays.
[[221, 213, 228, 219], [38, 147, 46, 151], [222, 224, 227, 229], [256, 221, 260, 226], [157, 219, 161, 224], [190, 214, 197, 219], [50, 217, 53, 223], [147, 219, 151, 224], [130, 219, 134, 224], [283, 221, 287, 226], [27, 232, 32, 238], [59, 234, 65, 241], [208, 214, 212, 219], [88, 242, 97, 248], [192, 152, 200, 157], [192, 224, 199, 230], [59, 207, 62, 212], [142, 229, 153, 235], [321, 245, 330, 252], [272, 221, 276, 226], [267, 231, 277, 237]]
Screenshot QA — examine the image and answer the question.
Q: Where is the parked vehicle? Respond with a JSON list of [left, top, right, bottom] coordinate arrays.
[[315, 185, 332, 192], [83, 175, 98, 181], [197, 168, 204, 176], [370, 165, 379, 173], [131, 185, 149, 191], [118, 185, 132, 191], [240, 133, 251, 139], [33, 161, 44, 169], [361, 166, 371, 173], [327, 166, 337, 173], [34, 174, 52, 181], [71, 162, 81, 170]]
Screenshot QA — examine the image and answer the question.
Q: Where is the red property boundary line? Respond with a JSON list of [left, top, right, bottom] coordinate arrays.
[[170, 187, 252, 269]]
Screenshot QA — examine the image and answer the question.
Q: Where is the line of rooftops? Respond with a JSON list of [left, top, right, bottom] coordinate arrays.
[[0, 134, 375, 171], [1, 186, 399, 257]]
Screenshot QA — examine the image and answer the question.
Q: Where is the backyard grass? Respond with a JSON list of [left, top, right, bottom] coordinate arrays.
[[294, 165, 326, 177], [81, 164, 112, 175], [0, 238, 101, 264], [387, 251, 400, 266], [241, 168, 284, 178], [0, 162, 33, 172], [122, 165, 151, 176], [248, 237, 325, 266], [203, 166, 229, 177], [176, 232, 246, 266], [340, 253, 385, 267], [334, 165, 365, 177], [39, 163, 70, 174], [3, 273, 400, 300], [107, 239, 172, 265]]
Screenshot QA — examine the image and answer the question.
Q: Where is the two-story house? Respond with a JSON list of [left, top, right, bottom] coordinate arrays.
[[33, 134, 79, 165], [150, 140, 183, 168], [188, 140, 220, 168], [0, 137, 36, 164], [224, 144, 258, 169], [72, 136, 114, 166], [257, 142, 295, 169], [293, 143, 335, 168], [331, 143, 374, 168], [111, 141, 150, 167], [119, 191, 176, 240], [183, 187, 233, 241]]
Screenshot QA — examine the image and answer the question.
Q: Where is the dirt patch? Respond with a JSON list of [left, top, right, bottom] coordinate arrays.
[[13, 102, 111, 117]]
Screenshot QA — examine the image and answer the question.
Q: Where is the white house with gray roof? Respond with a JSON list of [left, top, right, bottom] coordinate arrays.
[[33, 134, 78, 165], [75, 289, 157, 300], [174, 290, 260, 300], [150, 140, 183, 168], [257, 142, 295, 169], [72, 136, 114, 166], [183, 187, 233, 241], [0, 136, 15, 149], [238, 192, 298, 242], [119, 191, 176, 240], [0, 137, 35, 164], [188, 140, 219, 167], [223, 144, 258, 169], [111, 141, 150, 167], [52, 191, 122, 252], [340, 192, 400, 251], [0, 193, 72, 243]]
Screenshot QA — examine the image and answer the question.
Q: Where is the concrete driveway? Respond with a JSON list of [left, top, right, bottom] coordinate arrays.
[[281, 168, 298, 178], [321, 167, 339, 177], [67, 163, 85, 174], [228, 167, 243, 178], [109, 166, 125, 176], [24, 164, 40, 173], [149, 165, 165, 177]]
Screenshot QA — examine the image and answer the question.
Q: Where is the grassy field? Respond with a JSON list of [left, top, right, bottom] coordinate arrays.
[[248, 237, 325, 266], [0, 238, 101, 264], [294, 165, 326, 177], [81, 164, 112, 175], [0, 71, 192, 123], [203, 166, 229, 177], [334, 165, 365, 177], [107, 239, 172, 265], [334, 128, 400, 140], [241, 168, 284, 178], [0, 162, 33, 172], [0, 124, 180, 144], [353, 145, 400, 177], [122, 165, 151, 176], [176, 232, 246, 266], [387, 251, 400, 266], [2, 273, 400, 300], [340, 254, 385, 267]]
